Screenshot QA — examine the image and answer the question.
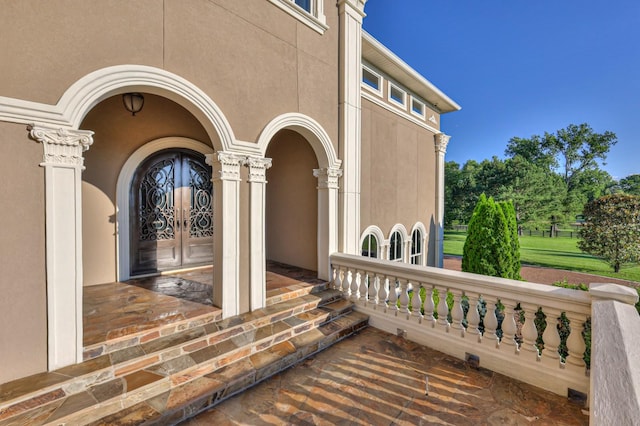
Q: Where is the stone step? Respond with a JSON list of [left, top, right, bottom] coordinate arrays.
[[83, 311, 369, 425], [83, 280, 331, 362], [0, 289, 353, 426]]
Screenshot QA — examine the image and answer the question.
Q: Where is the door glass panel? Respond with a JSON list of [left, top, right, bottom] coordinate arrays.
[[187, 158, 214, 239], [138, 158, 176, 241]]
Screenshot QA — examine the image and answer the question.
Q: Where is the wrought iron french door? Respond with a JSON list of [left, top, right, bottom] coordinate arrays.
[[130, 149, 213, 276]]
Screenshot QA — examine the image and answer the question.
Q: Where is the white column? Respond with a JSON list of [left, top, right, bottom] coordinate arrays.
[[337, 0, 367, 255], [28, 124, 94, 370], [434, 133, 450, 268], [314, 167, 342, 280], [207, 152, 243, 318], [244, 156, 272, 311]]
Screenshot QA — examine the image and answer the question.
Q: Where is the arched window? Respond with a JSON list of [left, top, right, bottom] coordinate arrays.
[[410, 228, 423, 265], [389, 231, 403, 261], [361, 233, 378, 258]]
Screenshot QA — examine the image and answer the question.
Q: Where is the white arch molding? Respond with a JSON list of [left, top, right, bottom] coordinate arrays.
[[258, 113, 341, 280], [116, 137, 214, 281], [388, 223, 410, 262], [19, 65, 246, 370], [359, 225, 385, 259], [410, 221, 428, 266]]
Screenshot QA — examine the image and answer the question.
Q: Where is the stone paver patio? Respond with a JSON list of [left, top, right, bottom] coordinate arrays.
[[183, 327, 588, 425]]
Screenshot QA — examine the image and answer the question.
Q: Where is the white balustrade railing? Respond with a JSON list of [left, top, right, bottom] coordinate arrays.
[[330, 253, 593, 397]]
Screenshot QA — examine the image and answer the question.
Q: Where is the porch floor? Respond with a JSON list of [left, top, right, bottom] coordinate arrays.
[[83, 261, 324, 350], [184, 326, 589, 426]]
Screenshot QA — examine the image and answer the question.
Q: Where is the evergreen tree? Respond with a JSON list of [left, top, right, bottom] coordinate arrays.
[[498, 201, 521, 279], [462, 194, 514, 279]]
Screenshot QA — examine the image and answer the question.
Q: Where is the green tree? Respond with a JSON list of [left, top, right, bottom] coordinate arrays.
[[505, 123, 617, 221], [578, 194, 640, 273], [620, 174, 640, 196], [462, 194, 514, 278], [498, 201, 521, 280]]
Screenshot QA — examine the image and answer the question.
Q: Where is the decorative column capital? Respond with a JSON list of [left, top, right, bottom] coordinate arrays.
[[338, 0, 367, 17], [314, 167, 342, 189], [28, 124, 94, 168], [435, 133, 450, 154], [208, 151, 244, 182], [244, 156, 272, 184]]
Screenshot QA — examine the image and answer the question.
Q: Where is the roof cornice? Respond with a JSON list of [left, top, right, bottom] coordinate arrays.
[[362, 31, 461, 114]]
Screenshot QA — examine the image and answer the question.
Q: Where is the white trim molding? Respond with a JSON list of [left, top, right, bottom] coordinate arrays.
[[267, 0, 328, 34], [388, 223, 409, 262], [115, 137, 214, 281], [410, 221, 428, 266], [338, 0, 367, 257], [434, 133, 450, 268], [245, 156, 273, 311], [1, 65, 236, 154], [257, 112, 340, 169], [209, 151, 244, 318], [314, 167, 342, 280], [28, 124, 94, 370], [359, 225, 385, 259]]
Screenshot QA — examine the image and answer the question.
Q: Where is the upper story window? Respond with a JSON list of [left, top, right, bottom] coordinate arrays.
[[361, 233, 378, 258], [362, 66, 382, 94], [388, 82, 406, 108], [295, 0, 311, 12], [389, 231, 403, 261], [410, 229, 423, 265], [411, 97, 425, 118], [268, 0, 327, 34]]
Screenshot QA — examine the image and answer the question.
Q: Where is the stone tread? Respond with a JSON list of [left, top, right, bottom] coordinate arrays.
[[85, 311, 369, 426], [0, 289, 358, 425]]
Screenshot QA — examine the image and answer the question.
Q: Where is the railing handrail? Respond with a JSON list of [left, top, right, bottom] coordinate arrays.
[[331, 252, 591, 315]]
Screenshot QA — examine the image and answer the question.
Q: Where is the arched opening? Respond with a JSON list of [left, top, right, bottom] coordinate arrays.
[[128, 148, 213, 276], [81, 94, 213, 285], [265, 129, 319, 272]]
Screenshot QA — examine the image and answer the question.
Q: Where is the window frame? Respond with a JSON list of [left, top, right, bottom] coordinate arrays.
[[389, 231, 403, 262], [388, 82, 407, 108], [410, 96, 426, 119], [361, 65, 383, 96], [361, 233, 379, 259], [410, 228, 423, 265], [267, 0, 328, 34]]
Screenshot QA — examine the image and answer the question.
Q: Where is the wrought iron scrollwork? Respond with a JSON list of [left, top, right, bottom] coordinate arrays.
[[188, 159, 214, 238], [138, 158, 176, 241]]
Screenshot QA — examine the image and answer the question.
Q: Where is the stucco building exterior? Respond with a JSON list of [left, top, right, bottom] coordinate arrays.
[[0, 0, 459, 385]]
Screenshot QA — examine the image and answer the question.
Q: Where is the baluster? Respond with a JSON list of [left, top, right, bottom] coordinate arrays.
[[540, 307, 562, 367], [333, 266, 342, 292], [423, 285, 435, 327], [520, 303, 541, 361], [500, 299, 518, 353], [482, 295, 499, 348], [564, 311, 587, 371], [465, 293, 482, 342], [358, 270, 368, 303], [436, 287, 449, 329], [387, 277, 399, 314], [350, 270, 360, 301], [343, 269, 352, 295], [377, 275, 389, 310], [450, 290, 464, 337], [398, 278, 410, 315], [411, 282, 423, 320], [368, 273, 379, 306]]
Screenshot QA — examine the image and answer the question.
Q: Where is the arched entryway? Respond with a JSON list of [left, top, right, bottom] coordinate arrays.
[[129, 148, 213, 276], [265, 130, 319, 272]]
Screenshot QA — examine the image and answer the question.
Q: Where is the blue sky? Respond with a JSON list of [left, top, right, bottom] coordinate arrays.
[[363, 1, 640, 179]]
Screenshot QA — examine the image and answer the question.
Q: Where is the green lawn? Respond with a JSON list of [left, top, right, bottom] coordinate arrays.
[[444, 230, 640, 283]]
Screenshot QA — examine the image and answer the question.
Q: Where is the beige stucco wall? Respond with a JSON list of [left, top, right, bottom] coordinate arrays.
[[0, 0, 339, 152], [265, 130, 319, 271], [81, 94, 210, 285], [0, 122, 47, 384], [360, 98, 437, 263]]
